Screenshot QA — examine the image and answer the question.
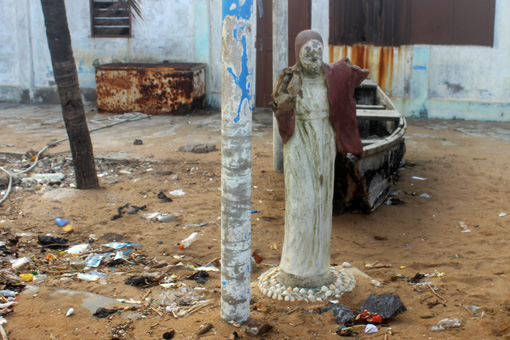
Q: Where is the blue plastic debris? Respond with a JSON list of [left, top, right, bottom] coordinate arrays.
[[103, 242, 143, 250], [54, 218, 69, 226]]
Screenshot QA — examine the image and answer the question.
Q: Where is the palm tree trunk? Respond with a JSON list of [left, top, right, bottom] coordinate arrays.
[[41, 0, 99, 189]]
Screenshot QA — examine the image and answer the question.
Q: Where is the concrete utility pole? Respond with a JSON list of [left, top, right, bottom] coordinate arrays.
[[220, 0, 254, 323], [272, 0, 288, 173]]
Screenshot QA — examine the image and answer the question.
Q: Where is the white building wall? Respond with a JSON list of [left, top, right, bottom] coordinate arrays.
[[1, 0, 509, 121], [0, 0, 219, 106]]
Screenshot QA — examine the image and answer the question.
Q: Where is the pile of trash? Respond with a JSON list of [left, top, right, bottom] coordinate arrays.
[[319, 294, 407, 336]]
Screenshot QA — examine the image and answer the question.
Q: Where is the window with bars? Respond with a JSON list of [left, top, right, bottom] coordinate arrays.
[[90, 0, 132, 37]]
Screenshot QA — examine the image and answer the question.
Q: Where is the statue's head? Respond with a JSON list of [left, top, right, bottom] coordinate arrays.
[[295, 30, 323, 76]]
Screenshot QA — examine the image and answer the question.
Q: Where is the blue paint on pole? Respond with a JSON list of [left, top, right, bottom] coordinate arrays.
[[222, 0, 252, 20], [223, 0, 253, 123]]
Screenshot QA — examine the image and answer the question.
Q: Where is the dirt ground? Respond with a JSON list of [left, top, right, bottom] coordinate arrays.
[[0, 103, 510, 340]]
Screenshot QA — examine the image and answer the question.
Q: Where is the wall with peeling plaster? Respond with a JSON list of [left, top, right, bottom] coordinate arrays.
[[329, 0, 510, 121], [0, 0, 218, 106], [1, 0, 509, 121]]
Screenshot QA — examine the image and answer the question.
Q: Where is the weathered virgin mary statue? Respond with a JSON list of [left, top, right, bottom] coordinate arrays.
[[261, 30, 368, 295]]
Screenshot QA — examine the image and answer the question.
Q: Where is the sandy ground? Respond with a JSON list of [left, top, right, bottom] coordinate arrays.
[[0, 103, 510, 340]]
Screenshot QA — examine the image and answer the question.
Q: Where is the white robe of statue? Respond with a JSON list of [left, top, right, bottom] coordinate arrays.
[[278, 39, 336, 288]]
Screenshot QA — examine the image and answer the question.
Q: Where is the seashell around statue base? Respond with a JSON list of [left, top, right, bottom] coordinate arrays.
[[258, 266, 356, 302]]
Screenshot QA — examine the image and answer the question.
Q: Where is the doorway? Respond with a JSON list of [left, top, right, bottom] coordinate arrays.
[[255, 0, 311, 108]]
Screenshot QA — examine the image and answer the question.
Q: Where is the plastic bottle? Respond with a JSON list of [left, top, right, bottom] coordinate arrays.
[[178, 232, 199, 249]]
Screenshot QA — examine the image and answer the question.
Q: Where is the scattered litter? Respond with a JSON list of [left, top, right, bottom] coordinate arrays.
[[111, 203, 129, 220], [66, 308, 75, 317], [459, 221, 471, 233], [364, 262, 391, 269], [365, 324, 378, 334], [399, 265, 407, 269], [178, 232, 199, 249], [499, 212, 507, 217], [252, 249, 263, 264], [37, 235, 68, 248], [93, 307, 120, 318], [54, 218, 69, 226], [197, 323, 214, 336], [0, 302, 16, 309], [431, 318, 462, 331], [10, 257, 31, 269], [157, 214, 178, 223], [66, 243, 90, 255], [85, 253, 112, 267], [169, 189, 186, 196], [106, 258, 126, 267], [160, 283, 178, 289], [195, 263, 220, 272], [144, 212, 178, 223], [251, 210, 260, 213], [62, 225, 74, 233], [19, 273, 34, 282], [77, 271, 106, 282], [420, 193, 430, 199], [183, 222, 206, 228], [157, 191, 173, 202], [424, 270, 445, 278], [270, 243, 278, 250], [116, 298, 142, 304], [29, 173, 66, 182], [0, 290, 17, 298], [412, 176, 427, 181], [385, 197, 405, 205], [103, 242, 142, 250], [356, 309, 382, 324], [359, 294, 407, 320], [127, 205, 147, 214], [187, 271, 209, 285]]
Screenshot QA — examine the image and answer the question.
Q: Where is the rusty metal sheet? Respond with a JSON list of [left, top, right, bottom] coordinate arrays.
[[329, 0, 495, 47], [95, 63, 206, 115]]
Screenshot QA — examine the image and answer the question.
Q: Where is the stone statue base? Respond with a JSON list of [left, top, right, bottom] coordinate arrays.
[[258, 266, 355, 302]]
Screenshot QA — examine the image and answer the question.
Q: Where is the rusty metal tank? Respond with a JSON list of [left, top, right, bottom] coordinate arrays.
[[95, 62, 206, 114]]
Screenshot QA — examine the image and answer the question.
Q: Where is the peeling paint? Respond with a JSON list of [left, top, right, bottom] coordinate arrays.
[[220, 0, 254, 323]]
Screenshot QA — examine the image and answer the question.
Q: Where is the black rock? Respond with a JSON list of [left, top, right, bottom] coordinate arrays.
[[187, 271, 209, 285], [125, 276, 154, 286], [127, 205, 147, 214], [162, 330, 175, 339], [93, 307, 119, 318], [245, 319, 272, 336], [359, 294, 407, 320], [321, 304, 356, 324], [133, 139, 143, 145], [409, 272, 426, 283], [157, 191, 173, 202]]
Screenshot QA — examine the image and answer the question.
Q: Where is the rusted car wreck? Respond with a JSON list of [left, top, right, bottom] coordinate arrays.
[[333, 79, 407, 214]]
